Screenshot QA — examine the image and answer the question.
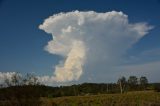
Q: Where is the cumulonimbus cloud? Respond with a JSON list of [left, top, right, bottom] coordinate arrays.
[[38, 11, 152, 84]]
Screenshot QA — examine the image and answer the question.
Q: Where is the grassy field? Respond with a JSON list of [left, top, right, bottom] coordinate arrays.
[[41, 91, 160, 106]]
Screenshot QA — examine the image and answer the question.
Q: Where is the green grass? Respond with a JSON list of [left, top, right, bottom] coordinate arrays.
[[41, 91, 160, 106]]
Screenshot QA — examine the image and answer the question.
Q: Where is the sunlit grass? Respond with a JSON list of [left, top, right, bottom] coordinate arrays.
[[41, 91, 160, 106]]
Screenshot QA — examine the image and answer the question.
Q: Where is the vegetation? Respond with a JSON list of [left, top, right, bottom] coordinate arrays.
[[41, 91, 160, 106], [0, 74, 160, 106]]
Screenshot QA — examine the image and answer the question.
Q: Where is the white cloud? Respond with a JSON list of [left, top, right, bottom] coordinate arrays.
[[0, 72, 16, 85], [39, 10, 152, 84]]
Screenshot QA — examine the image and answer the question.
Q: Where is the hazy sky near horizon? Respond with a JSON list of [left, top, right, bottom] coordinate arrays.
[[0, 0, 160, 85]]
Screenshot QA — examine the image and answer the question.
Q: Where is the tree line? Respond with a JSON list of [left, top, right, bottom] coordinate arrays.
[[0, 73, 159, 96], [0, 73, 160, 106], [117, 76, 148, 93], [0, 73, 151, 94]]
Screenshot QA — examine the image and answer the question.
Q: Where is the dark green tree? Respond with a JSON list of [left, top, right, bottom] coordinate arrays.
[[128, 76, 138, 85], [139, 76, 148, 90], [4, 78, 11, 87], [23, 73, 40, 85], [11, 72, 22, 86], [128, 76, 138, 89]]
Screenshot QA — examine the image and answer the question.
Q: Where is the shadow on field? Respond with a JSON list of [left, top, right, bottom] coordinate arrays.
[[0, 86, 42, 106]]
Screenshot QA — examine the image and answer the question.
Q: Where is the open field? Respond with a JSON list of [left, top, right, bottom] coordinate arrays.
[[41, 91, 160, 106]]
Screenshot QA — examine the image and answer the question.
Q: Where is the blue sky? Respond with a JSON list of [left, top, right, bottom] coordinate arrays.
[[0, 0, 160, 84]]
